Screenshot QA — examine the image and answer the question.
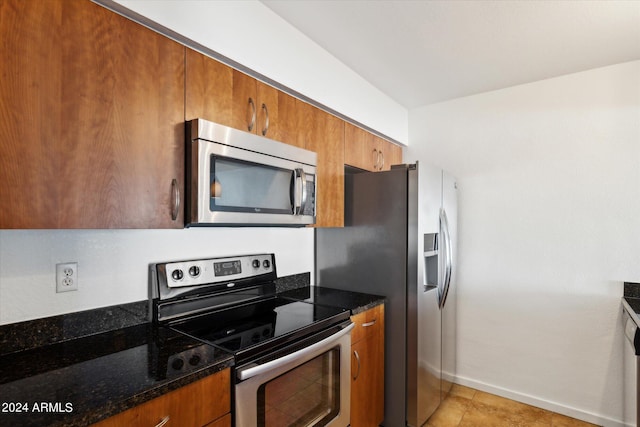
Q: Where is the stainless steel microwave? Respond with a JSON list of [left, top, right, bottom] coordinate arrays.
[[186, 119, 317, 226]]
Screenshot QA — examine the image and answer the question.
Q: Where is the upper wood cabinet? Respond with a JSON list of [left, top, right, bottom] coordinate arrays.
[[0, 0, 185, 228], [297, 102, 345, 228], [374, 134, 403, 171], [255, 81, 303, 147], [344, 122, 402, 172], [185, 49, 302, 147], [185, 49, 253, 132]]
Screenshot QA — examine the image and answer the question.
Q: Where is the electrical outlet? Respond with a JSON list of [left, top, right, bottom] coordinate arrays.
[[56, 262, 78, 293]]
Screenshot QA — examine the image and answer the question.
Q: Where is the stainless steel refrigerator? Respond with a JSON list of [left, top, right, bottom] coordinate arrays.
[[315, 162, 457, 427]]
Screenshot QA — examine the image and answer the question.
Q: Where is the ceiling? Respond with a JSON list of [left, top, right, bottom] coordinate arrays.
[[261, 0, 640, 109]]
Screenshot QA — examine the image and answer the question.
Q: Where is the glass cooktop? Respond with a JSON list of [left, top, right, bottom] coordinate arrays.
[[169, 297, 349, 363]]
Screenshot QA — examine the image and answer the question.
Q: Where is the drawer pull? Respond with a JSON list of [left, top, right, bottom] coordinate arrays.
[[156, 416, 170, 427], [362, 319, 377, 328]]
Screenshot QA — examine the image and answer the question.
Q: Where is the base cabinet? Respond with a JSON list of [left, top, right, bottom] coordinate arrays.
[[92, 369, 230, 427], [350, 305, 385, 427]]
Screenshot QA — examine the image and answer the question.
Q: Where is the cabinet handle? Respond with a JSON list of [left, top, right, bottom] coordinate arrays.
[[171, 179, 180, 221], [248, 97, 256, 132], [362, 319, 377, 328], [261, 103, 269, 136], [155, 416, 170, 427], [379, 151, 385, 170], [372, 149, 379, 170], [352, 350, 361, 380]]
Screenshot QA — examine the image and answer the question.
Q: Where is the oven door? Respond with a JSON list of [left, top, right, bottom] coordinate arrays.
[[235, 322, 354, 427]]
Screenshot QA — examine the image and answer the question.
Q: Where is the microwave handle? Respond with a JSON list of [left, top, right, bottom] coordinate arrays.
[[298, 168, 308, 215], [293, 168, 308, 215]]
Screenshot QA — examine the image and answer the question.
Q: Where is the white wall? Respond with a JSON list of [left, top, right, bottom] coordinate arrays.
[[109, 0, 408, 144], [0, 228, 314, 325], [407, 61, 640, 426]]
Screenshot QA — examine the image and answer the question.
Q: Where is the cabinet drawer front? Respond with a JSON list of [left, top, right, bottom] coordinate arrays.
[[92, 369, 230, 427], [351, 305, 384, 344]]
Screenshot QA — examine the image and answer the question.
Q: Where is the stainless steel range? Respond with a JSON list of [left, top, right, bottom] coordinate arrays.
[[150, 254, 353, 427]]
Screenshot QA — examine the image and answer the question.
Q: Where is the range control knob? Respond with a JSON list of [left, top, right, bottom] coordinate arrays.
[[171, 269, 184, 281], [171, 358, 184, 371], [263, 259, 271, 269], [189, 354, 201, 366], [188, 266, 200, 277], [252, 259, 260, 269]]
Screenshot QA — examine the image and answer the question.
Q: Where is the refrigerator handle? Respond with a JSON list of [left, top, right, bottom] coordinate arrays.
[[439, 208, 453, 309]]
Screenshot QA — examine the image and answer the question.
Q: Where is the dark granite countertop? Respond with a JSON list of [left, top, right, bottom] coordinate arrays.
[[0, 306, 233, 427], [0, 274, 372, 427], [623, 282, 640, 326], [279, 286, 386, 315]]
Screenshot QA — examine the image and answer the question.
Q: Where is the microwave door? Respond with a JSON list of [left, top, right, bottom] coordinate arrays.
[[190, 137, 315, 226]]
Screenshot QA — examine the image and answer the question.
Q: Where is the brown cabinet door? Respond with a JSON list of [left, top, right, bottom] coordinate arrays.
[[374, 135, 403, 171], [0, 0, 62, 228], [345, 123, 402, 172], [298, 102, 345, 227], [186, 52, 303, 147], [351, 308, 384, 427], [256, 81, 303, 147], [0, 0, 185, 228], [344, 123, 378, 172], [61, 1, 185, 228], [186, 49, 256, 133], [92, 369, 231, 427]]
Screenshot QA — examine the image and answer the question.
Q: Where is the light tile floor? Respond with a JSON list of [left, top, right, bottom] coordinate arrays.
[[426, 385, 600, 427]]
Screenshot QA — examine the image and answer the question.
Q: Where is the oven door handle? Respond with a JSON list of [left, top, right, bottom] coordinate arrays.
[[237, 322, 354, 381]]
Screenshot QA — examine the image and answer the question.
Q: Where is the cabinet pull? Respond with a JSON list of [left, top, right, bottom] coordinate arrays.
[[155, 416, 170, 427], [362, 319, 377, 327], [261, 103, 269, 136], [352, 350, 361, 380], [379, 151, 385, 170], [248, 97, 256, 132], [372, 149, 379, 170], [171, 179, 180, 221]]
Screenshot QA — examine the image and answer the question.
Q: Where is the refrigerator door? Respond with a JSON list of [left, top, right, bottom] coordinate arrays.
[[441, 171, 458, 398], [407, 162, 443, 427]]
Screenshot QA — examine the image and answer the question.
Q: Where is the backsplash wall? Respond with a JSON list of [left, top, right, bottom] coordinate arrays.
[[0, 227, 314, 325]]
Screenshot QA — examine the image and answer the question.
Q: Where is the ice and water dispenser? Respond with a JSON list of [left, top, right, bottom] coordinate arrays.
[[424, 233, 439, 293]]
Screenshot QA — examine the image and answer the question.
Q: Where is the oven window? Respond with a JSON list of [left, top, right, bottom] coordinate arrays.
[[210, 156, 293, 214], [258, 349, 340, 426]]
